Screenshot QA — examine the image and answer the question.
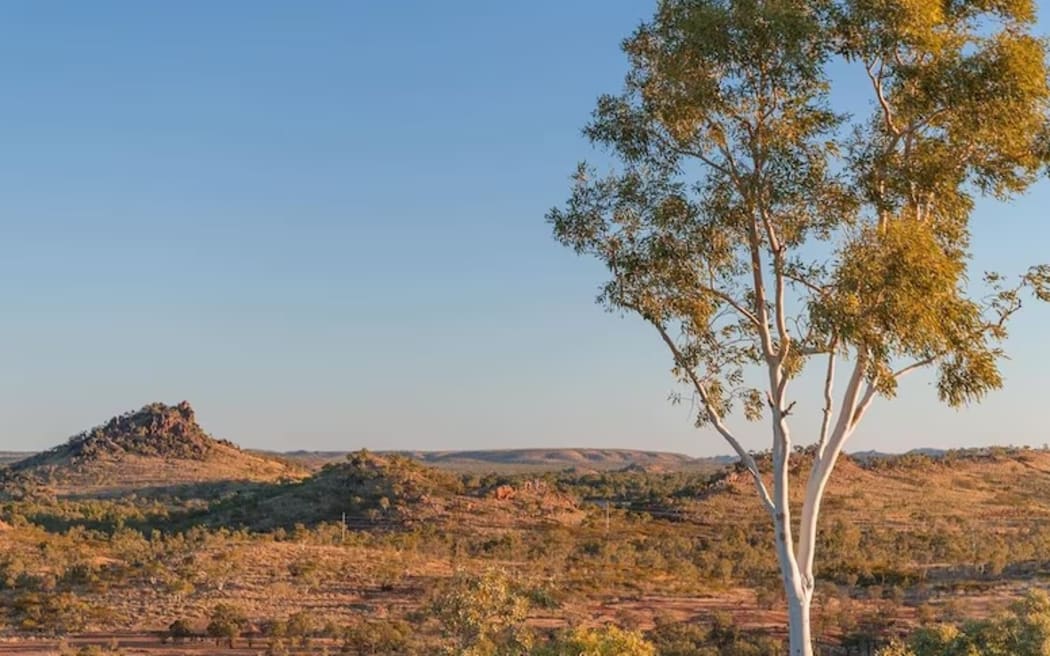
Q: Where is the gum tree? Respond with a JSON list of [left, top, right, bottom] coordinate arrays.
[[548, 1, 1050, 653]]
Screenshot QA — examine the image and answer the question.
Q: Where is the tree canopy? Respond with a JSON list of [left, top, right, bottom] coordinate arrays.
[[551, 0, 1050, 427]]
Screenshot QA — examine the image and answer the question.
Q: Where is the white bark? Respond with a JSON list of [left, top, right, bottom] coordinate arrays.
[[770, 364, 816, 656], [787, 588, 814, 656]]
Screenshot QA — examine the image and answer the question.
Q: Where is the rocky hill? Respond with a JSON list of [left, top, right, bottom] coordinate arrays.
[[2, 402, 305, 495]]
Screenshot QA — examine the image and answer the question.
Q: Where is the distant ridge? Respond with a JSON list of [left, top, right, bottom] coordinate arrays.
[[0, 452, 32, 466], [276, 448, 735, 473], [850, 447, 948, 462]]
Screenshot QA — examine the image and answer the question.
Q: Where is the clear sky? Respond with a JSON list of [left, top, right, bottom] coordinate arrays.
[[1, 1, 1048, 456]]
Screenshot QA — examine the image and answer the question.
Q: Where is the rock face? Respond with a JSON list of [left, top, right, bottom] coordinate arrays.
[[71, 401, 225, 461], [17, 401, 228, 468]]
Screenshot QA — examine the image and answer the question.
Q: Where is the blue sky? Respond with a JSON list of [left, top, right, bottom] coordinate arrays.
[[1, 2, 1048, 455]]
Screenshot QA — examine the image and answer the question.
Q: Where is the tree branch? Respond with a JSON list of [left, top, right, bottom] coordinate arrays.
[[695, 283, 763, 329], [649, 318, 776, 515], [796, 356, 867, 587], [815, 340, 838, 456], [782, 269, 830, 298], [866, 60, 899, 137]]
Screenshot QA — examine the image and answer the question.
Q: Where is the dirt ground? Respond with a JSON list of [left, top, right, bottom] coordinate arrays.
[[0, 633, 304, 655]]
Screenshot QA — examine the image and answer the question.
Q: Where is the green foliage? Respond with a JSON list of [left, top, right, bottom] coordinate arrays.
[[648, 614, 782, 656], [206, 602, 247, 647], [896, 590, 1050, 656], [535, 625, 656, 656], [8, 591, 90, 635], [430, 568, 533, 655], [285, 610, 317, 646], [549, 0, 1050, 421], [167, 618, 195, 642], [340, 619, 414, 655]]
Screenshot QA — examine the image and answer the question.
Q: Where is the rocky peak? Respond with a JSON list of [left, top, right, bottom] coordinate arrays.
[[64, 401, 231, 462]]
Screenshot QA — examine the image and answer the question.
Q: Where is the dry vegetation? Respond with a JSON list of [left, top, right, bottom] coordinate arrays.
[[3, 405, 1050, 654]]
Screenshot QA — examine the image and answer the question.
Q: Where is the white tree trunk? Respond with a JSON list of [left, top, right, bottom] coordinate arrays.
[[774, 505, 815, 656], [787, 589, 814, 656], [769, 387, 816, 656]]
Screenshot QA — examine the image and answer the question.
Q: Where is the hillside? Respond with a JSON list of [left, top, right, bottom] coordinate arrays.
[[203, 450, 585, 531], [2, 401, 305, 495], [4, 444, 1050, 653], [684, 446, 1050, 562]]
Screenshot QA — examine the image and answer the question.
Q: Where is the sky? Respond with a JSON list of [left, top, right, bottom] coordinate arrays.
[[1, 1, 1048, 456]]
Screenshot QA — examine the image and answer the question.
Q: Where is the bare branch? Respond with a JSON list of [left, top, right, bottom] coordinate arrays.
[[815, 340, 838, 455], [782, 269, 830, 298], [652, 130, 733, 178], [849, 379, 880, 431], [649, 318, 776, 515], [819, 357, 865, 463], [865, 60, 899, 137], [893, 357, 937, 380], [695, 283, 763, 329], [797, 356, 868, 587]]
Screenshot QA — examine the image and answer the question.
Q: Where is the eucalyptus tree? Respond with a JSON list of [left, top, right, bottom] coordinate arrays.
[[548, 1, 1050, 653]]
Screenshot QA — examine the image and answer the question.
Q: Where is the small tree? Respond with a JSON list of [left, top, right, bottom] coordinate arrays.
[[167, 618, 194, 644], [341, 619, 413, 655], [430, 568, 533, 656], [286, 610, 316, 647], [549, 1, 1050, 654], [206, 603, 247, 649]]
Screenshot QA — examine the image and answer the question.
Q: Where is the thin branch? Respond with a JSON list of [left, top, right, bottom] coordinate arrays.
[[695, 284, 763, 329], [850, 379, 880, 430], [795, 344, 834, 356], [654, 132, 733, 178], [821, 356, 867, 466], [715, 138, 775, 361], [893, 357, 937, 380], [649, 318, 776, 515], [796, 356, 868, 585], [782, 269, 830, 298], [866, 60, 900, 137], [815, 339, 839, 457], [761, 210, 791, 360]]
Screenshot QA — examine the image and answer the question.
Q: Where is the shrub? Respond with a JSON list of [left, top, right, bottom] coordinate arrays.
[[535, 625, 656, 656]]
